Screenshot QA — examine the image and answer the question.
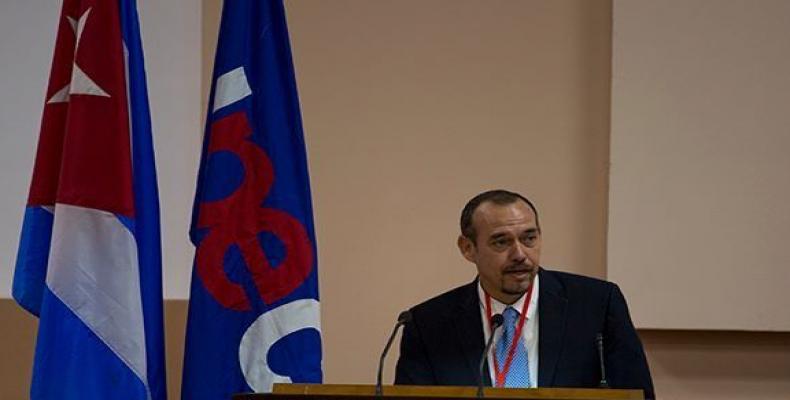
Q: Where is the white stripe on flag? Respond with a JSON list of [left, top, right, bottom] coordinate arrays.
[[213, 66, 253, 112], [46, 203, 149, 395], [239, 298, 322, 392]]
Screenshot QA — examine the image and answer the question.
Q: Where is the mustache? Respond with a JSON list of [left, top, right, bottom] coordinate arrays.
[[503, 263, 537, 273]]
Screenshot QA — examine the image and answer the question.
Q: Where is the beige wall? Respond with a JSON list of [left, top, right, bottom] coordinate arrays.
[[642, 330, 790, 399], [609, 0, 790, 331], [2, 1, 789, 400]]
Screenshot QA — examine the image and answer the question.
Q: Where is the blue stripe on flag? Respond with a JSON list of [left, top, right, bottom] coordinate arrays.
[[31, 289, 148, 400], [13, 207, 54, 316], [120, 0, 167, 398]]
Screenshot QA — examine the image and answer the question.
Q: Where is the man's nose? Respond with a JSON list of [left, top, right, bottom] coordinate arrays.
[[510, 242, 528, 262]]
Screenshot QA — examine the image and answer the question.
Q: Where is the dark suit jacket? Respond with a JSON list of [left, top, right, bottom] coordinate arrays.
[[394, 268, 655, 399]]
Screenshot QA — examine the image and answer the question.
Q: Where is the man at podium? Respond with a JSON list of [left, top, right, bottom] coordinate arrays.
[[394, 190, 654, 399]]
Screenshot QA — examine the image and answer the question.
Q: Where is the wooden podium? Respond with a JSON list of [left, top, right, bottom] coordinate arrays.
[[233, 384, 644, 400]]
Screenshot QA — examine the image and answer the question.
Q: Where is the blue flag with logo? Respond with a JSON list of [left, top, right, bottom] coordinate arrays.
[[12, 0, 166, 399], [181, 1, 322, 398]]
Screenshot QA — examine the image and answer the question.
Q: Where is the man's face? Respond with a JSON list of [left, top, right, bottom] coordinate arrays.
[[458, 200, 541, 304]]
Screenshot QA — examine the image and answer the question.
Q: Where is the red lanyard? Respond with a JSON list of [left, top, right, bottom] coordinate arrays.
[[485, 281, 534, 387]]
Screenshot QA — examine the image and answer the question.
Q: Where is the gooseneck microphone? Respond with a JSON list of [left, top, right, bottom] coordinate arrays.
[[376, 311, 412, 396], [476, 314, 504, 399], [596, 333, 609, 389]]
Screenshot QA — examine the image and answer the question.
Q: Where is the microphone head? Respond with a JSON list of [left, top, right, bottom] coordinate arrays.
[[397, 310, 413, 324], [490, 313, 504, 328]]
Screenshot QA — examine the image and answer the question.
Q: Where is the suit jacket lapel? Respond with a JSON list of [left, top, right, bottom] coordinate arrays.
[[537, 269, 568, 386], [450, 280, 490, 386]]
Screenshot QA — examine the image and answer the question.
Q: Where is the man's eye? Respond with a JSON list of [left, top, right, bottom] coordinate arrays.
[[491, 238, 510, 249], [521, 235, 537, 246]]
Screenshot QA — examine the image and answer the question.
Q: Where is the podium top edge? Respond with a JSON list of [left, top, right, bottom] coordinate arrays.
[[232, 383, 644, 400]]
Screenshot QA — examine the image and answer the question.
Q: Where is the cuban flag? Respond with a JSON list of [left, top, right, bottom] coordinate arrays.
[[12, 0, 166, 399], [181, 1, 321, 399]]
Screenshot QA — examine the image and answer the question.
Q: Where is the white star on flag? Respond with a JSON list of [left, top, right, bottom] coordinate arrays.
[[48, 7, 110, 104]]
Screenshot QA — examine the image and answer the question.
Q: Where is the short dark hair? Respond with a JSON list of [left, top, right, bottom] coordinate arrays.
[[460, 189, 540, 243]]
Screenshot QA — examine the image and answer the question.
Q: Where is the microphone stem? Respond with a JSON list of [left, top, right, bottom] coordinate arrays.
[[377, 321, 404, 396], [477, 333, 497, 398], [477, 317, 503, 399]]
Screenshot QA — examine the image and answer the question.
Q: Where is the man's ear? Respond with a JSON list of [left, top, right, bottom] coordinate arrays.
[[457, 235, 476, 263]]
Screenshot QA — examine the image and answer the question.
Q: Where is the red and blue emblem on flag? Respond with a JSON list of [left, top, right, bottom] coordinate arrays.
[[181, 1, 321, 398], [12, 1, 166, 400]]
